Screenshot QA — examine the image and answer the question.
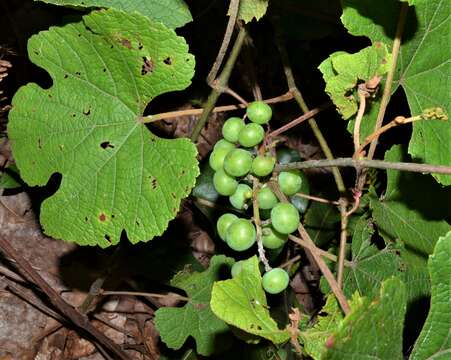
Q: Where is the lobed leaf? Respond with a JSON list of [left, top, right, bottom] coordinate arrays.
[[210, 256, 291, 344], [8, 9, 198, 247], [410, 232, 451, 360], [154, 255, 234, 356], [34, 0, 192, 28]]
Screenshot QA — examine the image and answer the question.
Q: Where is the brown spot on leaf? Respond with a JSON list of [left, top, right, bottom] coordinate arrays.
[[120, 38, 132, 49], [193, 303, 207, 310], [325, 335, 335, 348], [84, 216, 88, 222], [141, 57, 154, 75], [138, 43, 143, 50], [83, 108, 91, 116], [99, 213, 107, 222], [75, 71, 81, 76], [163, 57, 172, 65], [37, 138, 42, 149], [171, 192, 176, 199], [64, 74, 68, 79], [150, 176, 158, 190]]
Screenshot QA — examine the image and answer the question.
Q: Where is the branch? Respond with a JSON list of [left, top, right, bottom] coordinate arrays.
[[337, 199, 348, 288], [0, 235, 130, 360], [252, 177, 271, 272], [191, 26, 247, 141], [275, 158, 451, 175]]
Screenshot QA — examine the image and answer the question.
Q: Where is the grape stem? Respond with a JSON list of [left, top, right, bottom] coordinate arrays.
[[267, 182, 351, 315], [252, 177, 271, 272], [101, 290, 189, 302], [294, 192, 339, 205], [274, 158, 451, 175]]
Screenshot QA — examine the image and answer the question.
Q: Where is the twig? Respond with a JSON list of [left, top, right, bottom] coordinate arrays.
[[101, 290, 189, 302], [275, 158, 451, 175], [268, 182, 350, 314], [294, 192, 339, 205], [268, 102, 331, 138], [353, 90, 367, 155], [206, 0, 240, 84], [223, 87, 248, 105], [140, 92, 293, 123], [243, 35, 262, 101], [337, 199, 348, 288], [287, 235, 352, 267], [280, 255, 301, 269], [275, 37, 346, 195], [252, 177, 271, 272], [191, 26, 247, 141], [367, 2, 409, 160], [0, 235, 130, 360]]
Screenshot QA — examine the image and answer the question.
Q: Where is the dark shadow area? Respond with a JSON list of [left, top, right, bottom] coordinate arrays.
[[403, 295, 430, 355]]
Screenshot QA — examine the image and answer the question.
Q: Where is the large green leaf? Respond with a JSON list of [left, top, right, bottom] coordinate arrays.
[[341, 0, 451, 185], [8, 9, 198, 247], [370, 145, 450, 301], [230, 0, 269, 23], [34, 0, 192, 28], [154, 255, 234, 356], [210, 256, 291, 344], [410, 232, 451, 360], [323, 277, 407, 360], [342, 215, 402, 299]]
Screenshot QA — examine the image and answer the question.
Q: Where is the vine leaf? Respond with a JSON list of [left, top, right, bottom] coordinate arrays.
[[229, 0, 269, 23], [318, 43, 391, 120], [341, 0, 451, 185], [8, 9, 198, 247], [342, 216, 402, 299], [323, 277, 407, 360], [299, 296, 343, 360], [410, 231, 451, 360], [210, 256, 291, 344], [154, 255, 234, 356], [370, 145, 451, 302], [304, 201, 340, 247], [34, 0, 192, 28]]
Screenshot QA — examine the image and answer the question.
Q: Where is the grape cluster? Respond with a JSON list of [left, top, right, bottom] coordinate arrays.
[[210, 101, 309, 295]]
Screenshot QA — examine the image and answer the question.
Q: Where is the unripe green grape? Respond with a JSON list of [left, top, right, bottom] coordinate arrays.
[[213, 169, 238, 195], [257, 186, 279, 210], [231, 260, 244, 278], [262, 268, 289, 294], [252, 155, 275, 177], [229, 184, 253, 210], [217, 213, 238, 241], [223, 149, 253, 177], [262, 225, 288, 249], [209, 147, 232, 171], [278, 170, 304, 196], [238, 123, 265, 148], [276, 147, 301, 165], [214, 139, 235, 151], [222, 117, 245, 143], [226, 219, 256, 251], [270, 202, 300, 234], [246, 101, 272, 124]]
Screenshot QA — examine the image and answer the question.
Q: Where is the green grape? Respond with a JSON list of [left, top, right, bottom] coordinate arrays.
[[222, 117, 245, 143], [231, 260, 244, 278], [223, 149, 253, 177], [238, 123, 265, 148], [246, 101, 272, 124], [270, 203, 300, 234], [262, 268, 289, 294], [252, 155, 275, 177], [217, 213, 238, 241], [209, 147, 232, 171], [213, 169, 238, 195], [278, 170, 304, 196], [229, 184, 253, 210], [262, 225, 288, 249], [214, 139, 236, 151], [226, 219, 256, 251], [257, 186, 278, 210], [276, 147, 301, 165]]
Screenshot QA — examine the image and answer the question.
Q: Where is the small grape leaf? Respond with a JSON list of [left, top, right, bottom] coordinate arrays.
[[410, 231, 451, 360], [229, 0, 269, 23], [323, 277, 407, 360], [299, 296, 343, 360], [318, 43, 391, 119], [34, 0, 192, 28], [154, 255, 234, 356], [370, 146, 450, 303], [210, 256, 291, 344], [341, 0, 451, 185], [8, 9, 198, 247], [342, 215, 402, 299]]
